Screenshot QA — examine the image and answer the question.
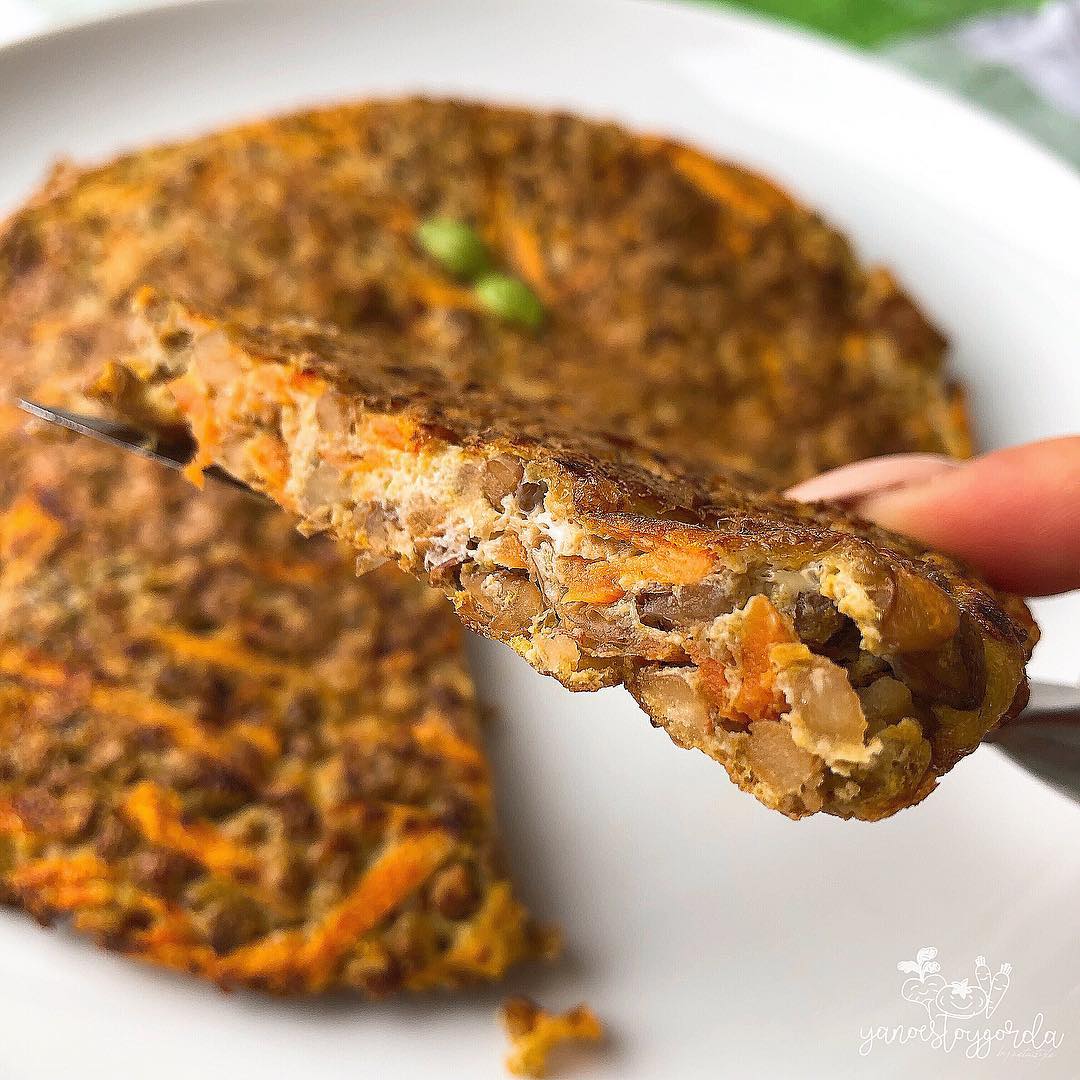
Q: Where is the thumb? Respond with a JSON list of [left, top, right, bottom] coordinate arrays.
[[785, 438, 1080, 597]]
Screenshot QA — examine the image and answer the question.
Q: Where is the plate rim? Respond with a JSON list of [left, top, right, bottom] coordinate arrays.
[[3, 0, 1079, 209]]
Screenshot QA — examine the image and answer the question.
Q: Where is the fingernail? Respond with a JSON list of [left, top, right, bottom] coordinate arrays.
[[784, 454, 962, 504]]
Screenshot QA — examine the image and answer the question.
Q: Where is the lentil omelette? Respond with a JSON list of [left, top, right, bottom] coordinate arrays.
[[120, 294, 1034, 822]]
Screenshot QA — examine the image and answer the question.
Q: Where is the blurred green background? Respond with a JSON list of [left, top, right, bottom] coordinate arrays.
[[717, 0, 1080, 167], [721, 0, 1039, 45]]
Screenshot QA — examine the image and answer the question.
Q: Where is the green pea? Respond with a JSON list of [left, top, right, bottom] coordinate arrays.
[[414, 217, 490, 278], [473, 272, 545, 331]]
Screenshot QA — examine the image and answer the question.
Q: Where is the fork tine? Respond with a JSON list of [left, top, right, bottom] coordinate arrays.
[[16, 397, 260, 497]]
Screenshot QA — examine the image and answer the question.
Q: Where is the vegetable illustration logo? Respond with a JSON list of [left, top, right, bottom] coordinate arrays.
[[859, 947, 1064, 1059], [898, 947, 1012, 1021]]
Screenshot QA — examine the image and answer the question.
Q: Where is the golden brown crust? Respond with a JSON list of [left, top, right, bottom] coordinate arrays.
[[1, 97, 968, 486], [138, 295, 1029, 649], [120, 297, 1036, 821], [0, 414, 551, 993]]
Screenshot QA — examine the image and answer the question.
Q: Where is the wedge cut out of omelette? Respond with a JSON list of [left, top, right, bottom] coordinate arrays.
[[109, 290, 1037, 822]]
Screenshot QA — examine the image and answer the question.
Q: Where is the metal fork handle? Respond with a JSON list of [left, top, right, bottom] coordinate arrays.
[[17, 397, 258, 495], [990, 681, 1080, 806]]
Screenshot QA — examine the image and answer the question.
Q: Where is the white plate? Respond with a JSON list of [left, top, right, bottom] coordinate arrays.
[[1, 2, 1078, 1077]]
